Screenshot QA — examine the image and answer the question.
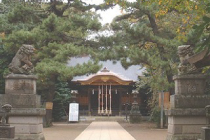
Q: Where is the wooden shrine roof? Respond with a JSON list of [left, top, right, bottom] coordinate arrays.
[[75, 67, 134, 86]]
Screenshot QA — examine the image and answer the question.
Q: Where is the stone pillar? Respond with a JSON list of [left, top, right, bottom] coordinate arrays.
[[2, 74, 45, 140], [165, 74, 210, 140]]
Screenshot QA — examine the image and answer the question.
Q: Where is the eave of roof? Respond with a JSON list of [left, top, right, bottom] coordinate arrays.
[[75, 67, 134, 85]]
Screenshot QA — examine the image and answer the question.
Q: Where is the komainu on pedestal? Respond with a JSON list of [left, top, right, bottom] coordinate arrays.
[[165, 45, 210, 140], [1, 44, 46, 140], [0, 104, 15, 140]]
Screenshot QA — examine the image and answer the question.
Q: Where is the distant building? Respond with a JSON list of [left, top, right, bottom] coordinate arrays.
[[68, 57, 150, 116], [70, 67, 137, 116]]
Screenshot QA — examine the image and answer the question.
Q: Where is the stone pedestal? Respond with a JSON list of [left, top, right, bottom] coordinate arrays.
[[129, 114, 141, 123], [5, 74, 37, 95], [200, 127, 210, 140], [165, 74, 210, 140], [2, 74, 45, 140], [0, 125, 15, 139]]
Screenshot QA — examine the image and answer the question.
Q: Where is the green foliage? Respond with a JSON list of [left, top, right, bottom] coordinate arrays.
[[97, 1, 181, 94], [0, 40, 11, 94], [193, 3, 210, 51], [0, 1, 103, 124], [146, 89, 166, 127], [4, 10, 102, 87], [150, 106, 166, 128], [41, 14, 58, 32], [191, 2, 210, 94], [99, 0, 210, 97], [100, 0, 210, 118], [52, 81, 71, 121], [0, 4, 44, 34], [8, 5, 39, 24]]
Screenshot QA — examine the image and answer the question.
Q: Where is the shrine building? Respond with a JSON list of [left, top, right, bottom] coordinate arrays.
[[70, 67, 141, 116]]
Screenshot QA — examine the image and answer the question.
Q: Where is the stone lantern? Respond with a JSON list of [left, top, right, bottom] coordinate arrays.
[[129, 90, 141, 123]]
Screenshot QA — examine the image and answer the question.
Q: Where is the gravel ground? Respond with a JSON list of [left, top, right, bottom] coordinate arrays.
[[43, 122, 90, 140], [119, 121, 167, 140], [43, 121, 167, 140]]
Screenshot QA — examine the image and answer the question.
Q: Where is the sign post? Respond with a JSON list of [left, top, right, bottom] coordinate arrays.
[[69, 103, 79, 122]]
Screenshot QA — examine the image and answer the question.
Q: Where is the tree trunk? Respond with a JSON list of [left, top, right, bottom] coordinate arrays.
[[44, 82, 56, 127]]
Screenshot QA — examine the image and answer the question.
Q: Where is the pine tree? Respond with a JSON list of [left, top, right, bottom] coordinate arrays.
[[0, 1, 104, 125], [98, 0, 209, 93]]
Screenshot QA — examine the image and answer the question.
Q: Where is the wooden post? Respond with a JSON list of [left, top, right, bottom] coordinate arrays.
[[109, 84, 112, 115], [101, 85, 104, 114], [98, 85, 100, 115], [119, 90, 122, 116], [88, 89, 91, 116], [106, 84, 108, 114]]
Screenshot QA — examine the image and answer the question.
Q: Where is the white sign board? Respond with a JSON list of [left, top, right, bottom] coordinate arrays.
[[69, 103, 79, 122]]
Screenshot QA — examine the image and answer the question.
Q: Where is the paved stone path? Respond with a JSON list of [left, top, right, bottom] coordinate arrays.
[[75, 122, 136, 140]]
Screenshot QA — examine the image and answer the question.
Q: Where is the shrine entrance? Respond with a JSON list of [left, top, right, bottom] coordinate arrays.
[[90, 85, 121, 116], [70, 68, 136, 116]]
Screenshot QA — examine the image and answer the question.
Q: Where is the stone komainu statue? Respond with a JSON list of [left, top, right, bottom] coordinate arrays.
[[9, 44, 35, 75], [178, 45, 197, 74], [0, 104, 12, 125], [178, 45, 210, 75]]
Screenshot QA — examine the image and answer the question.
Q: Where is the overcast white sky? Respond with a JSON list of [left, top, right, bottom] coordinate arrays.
[[84, 0, 122, 25], [84, 0, 136, 25]]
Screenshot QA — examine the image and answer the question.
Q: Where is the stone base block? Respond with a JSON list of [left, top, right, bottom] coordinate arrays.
[[2, 94, 41, 108], [5, 74, 37, 95], [9, 116, 43, 124], [168, 124, 182, 134], [166, 110, 206, 140], [170, 95, 210, 108], [11, 124, 43, 134], [166, 134, 200, 140], [168, 116, 206, 125], [0, 125, 15, 138], [15, 133, 45, 140], [168, 124, 203, 134], [173, 74, 206, 95], [201, 127, 210, 140], [167, 116, 206, 135], [165, 108, 205, 116], [129, 114, 141, 123], [10, 108, 46, 116], [8, 108, 46, 140]]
